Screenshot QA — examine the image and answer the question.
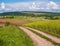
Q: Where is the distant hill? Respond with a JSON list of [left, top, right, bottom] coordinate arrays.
[[0, 11, 60, 16]]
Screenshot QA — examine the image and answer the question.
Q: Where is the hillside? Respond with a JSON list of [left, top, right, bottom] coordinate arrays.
[[0, 11, 60, 16]]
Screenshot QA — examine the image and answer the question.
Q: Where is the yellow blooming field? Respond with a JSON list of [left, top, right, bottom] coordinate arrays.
[[23, 20, 60, 38]]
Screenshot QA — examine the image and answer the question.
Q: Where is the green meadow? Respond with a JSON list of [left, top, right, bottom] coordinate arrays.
[[0, 25, 34, 46], [0, 12, 60, 46]]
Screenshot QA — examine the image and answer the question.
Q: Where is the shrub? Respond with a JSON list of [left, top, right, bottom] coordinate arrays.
[[5, 22, 10, 26]]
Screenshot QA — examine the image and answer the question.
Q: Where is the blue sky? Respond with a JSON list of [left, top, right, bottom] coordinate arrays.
[[0, 0, 34, 3], [0, 0, 42, 3], [0, 0, 60, 3], [0, 0, 60, 12]]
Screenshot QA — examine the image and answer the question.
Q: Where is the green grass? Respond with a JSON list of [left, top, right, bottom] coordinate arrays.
[[23, 20, 60, 38], [0, 25, 34, 46], [14, 16, 45, 22]]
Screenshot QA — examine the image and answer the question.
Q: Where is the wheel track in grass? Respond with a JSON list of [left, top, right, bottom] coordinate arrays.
[[19, 26, 54, 46], [26, 27, 60, 43]]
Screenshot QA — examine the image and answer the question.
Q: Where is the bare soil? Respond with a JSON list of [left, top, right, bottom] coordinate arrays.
[[0, 19, 29, 25]]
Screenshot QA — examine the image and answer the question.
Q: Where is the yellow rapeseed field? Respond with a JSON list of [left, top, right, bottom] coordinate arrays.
[[24, 20, 60, 38]]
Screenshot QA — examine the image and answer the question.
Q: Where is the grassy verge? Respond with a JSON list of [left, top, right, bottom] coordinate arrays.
[[0, 25, 34, 46], [26, 28, 60, 46]]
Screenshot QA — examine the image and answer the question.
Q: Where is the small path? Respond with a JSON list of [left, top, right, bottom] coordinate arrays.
[[26, 27, 60, 43], [19, 26, 54, 46]]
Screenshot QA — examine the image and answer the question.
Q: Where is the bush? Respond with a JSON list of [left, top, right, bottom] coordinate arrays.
[[5, 22, 10, 26]]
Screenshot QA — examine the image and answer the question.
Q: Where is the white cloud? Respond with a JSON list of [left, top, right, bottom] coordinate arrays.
[[1, 2, 5, 9], [47, 1, 58, 9], [29, 2, 40, 9], [0, 1, 60, 12], [40, 8, 45, 9], [6, 2, 31, 11]]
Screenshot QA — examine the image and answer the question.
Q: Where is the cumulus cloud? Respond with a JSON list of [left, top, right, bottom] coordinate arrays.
[[6, 2, 31, 11], [47, 1, 59, 9], [0, 1, 60, 12], [29, 2, 40, 9], [1, 2, 5, 9]]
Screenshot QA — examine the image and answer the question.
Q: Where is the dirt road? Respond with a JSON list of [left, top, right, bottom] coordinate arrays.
[[26, 27, 60, 43], [19, 26, 54, 46]]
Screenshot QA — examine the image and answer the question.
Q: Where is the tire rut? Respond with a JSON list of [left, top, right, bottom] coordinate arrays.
[[26, 27, 60, 43], [19, 26, 54, 46]]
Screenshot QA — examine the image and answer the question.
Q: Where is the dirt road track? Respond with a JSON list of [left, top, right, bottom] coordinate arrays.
[[19, 26, 54, 46], [26, 27, 60, 43]]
